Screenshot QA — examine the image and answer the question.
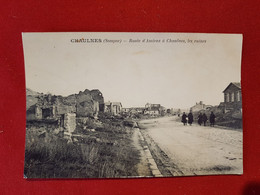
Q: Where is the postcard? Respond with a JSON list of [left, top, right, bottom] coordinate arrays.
[[22, 32, 243, 178]]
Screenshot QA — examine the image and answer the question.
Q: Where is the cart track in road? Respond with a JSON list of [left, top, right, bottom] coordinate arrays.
[[140, 128, 185, 177], [137, 116, 243, 176]]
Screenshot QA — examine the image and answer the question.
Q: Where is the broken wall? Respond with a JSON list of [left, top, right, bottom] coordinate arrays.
[[76, 89, 103, 117], [26, 105, 43, 120], [56, 105, 76, 115], [64, 113, 76, 133]]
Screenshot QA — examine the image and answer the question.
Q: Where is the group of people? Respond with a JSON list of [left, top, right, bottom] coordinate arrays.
[[181, 111, 216, 127]]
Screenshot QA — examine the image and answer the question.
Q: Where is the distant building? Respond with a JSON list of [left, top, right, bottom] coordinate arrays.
[[144, 103, 161, 115], [190, 101, 212, 112], [121, 108, 130, 113], [145, 103, 160, 109], [129, 107, 145, 114], [144, 108, 160, 115], [190, 101, 206, 112], [104, 101, 122, 115], [222, 82, 242, 111]]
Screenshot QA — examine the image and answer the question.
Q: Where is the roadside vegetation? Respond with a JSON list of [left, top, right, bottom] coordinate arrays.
[[24, 113, 140, 178]]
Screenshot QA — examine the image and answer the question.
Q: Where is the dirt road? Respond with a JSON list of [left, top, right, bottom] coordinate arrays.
[[138, 116, 243, 176]]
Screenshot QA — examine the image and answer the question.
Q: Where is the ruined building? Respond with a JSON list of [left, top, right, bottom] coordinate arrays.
[[26, 88, 104, 133], [190, 101, 212, 112], [26, 93, 77, 133], [104, 101, 122, 115], [144, 103, 162, 115], [190, 101, 206, 112]]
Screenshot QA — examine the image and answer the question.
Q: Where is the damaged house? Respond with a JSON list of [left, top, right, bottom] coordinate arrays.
[[26, 93, 77, 133], [190, 101, 212, 112], [104, 101, 122, 115], [129, 107, 145, 114], [144, 103, 162, 116], [75, 89, 103, 117], [26, 88, 105, 133]]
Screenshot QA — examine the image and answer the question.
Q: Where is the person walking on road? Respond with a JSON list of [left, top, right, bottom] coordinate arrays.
[[198, 113, 203, 126], [202, 113, 208, 126], [210, 111, 216, 127], [188, 111, 193, 126], [181, 112, 187, 126]]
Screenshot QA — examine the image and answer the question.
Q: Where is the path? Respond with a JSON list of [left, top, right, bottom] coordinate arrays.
[[138, 116, 243, 176]]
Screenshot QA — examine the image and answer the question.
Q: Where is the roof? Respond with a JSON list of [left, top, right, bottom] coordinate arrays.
[[232, 82, 241, 88], [223, 82, 241, 93]]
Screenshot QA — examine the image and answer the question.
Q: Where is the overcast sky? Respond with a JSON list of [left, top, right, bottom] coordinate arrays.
[[23, 32, 242, 109]]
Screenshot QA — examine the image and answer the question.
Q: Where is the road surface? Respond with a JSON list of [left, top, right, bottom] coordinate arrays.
[[138, 116, 243, 176]]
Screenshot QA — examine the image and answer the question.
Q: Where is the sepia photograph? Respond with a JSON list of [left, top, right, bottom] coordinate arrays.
[[22, 32, 243, 178]]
